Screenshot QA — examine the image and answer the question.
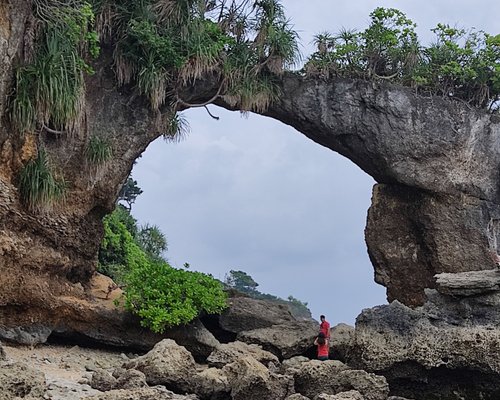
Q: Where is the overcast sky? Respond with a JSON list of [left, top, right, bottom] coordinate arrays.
[[132, 0, 500, 326]]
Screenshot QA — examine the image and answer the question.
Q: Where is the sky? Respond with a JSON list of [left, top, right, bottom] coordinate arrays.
[[131, 0, 500, 326]]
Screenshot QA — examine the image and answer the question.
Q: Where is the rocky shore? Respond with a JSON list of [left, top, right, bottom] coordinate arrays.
[[2, 268, 500, 400]]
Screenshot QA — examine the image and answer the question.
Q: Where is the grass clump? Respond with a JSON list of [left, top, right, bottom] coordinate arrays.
[[11, 0, 99, 134], [85, 135, 113, 165], [19, 148, 66, 211]]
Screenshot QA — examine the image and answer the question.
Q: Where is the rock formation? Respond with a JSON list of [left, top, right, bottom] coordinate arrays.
[[2, 3, 500, 338], [347, 269, 500, 399], [2, 2, 500, 399]]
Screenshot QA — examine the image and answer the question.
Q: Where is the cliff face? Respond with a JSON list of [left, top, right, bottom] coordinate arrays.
[[1, 1, 500, 335]]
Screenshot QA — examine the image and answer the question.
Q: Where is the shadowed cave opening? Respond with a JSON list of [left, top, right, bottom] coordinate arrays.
[[130, 107, 387, 326]]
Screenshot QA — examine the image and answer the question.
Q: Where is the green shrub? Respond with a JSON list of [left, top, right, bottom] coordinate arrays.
[[305, 7, 500, 110], [98, 205, 227, 331], [98, 205, 142, 282], [123, 260, 227, 333], [19, 148, 66, 211]]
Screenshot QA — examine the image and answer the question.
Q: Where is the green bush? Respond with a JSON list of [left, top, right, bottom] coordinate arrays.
[[98, 205, 227, 331], [305, 7, 500, 110], [123, 260, 227, 333]]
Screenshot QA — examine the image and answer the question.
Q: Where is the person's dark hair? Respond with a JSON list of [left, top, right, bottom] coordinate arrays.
[[320, 315, 325, 320]]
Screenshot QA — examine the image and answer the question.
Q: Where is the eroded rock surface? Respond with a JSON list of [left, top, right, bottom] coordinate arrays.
[[350, 271, 500, 399]]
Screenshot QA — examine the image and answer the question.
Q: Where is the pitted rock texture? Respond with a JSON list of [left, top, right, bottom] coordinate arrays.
[[365, 184, 500, 305], [349, 277, 500, 399], [236, 320, 319, 359], [207, 341, 279, 368], [0, 361, 47, 400], [222, 355, 294, 400], [122, 339, 195, 392]]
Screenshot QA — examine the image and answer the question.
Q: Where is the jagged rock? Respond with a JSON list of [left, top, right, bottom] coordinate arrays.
[[206, 341, 279, 368], [164, 318, 220, 362], [113, 368, 148, 390], [351, 293, 500, 399], [0, 324, 53, 346], [365, 185, 500, 306], [222, 355, 294, 400], [435, 269, 500, 296], [286, 394, 311, 400], [122, 339, 195, 392], [237, 320, 318, 359], [83, 387, 199, 400], [294, 360, 350, 398], [0, 361, 47, 400], [91, 369, 117, 391], [0, 342, 5, 360], [334, 370, 388, 400], [190, 367, 230, 399], [316, 391, 364, 400], [330, 324, 354, 362], [281, 356, 310, 375], [216, 297, 295, 333]]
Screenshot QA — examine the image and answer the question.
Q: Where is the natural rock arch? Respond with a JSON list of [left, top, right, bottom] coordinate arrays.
[[1, 1, 500, 340]]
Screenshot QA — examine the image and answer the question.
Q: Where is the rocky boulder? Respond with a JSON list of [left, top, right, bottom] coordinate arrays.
[[223, 355, 294, 400], [91, 368, 147, 391], [216, 297, 295, 333], [0, 361, 47, 399], [122, 339, 195, 393], [330, 324, 355, 362], [164, 318, 220, 362], [293, 360, 350, 398], [207, 341, 279, 368], [237, 320, 318, 359], [191, 367, 230, 399], [84, 387, 199, 400], [350, 274, 500, 399]]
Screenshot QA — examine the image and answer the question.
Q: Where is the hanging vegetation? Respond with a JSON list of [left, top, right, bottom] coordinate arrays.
[[11, 0, 99, 134], [19, 148, 66, 212]]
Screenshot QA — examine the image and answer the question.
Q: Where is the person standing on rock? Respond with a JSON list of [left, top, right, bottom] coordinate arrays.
[[314, 332, 329, 361], [319, 315, 330, 339]]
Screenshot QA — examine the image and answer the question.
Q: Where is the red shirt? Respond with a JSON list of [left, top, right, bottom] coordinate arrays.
[[320, 320, 330, 338], [317, 342, 329, 358]]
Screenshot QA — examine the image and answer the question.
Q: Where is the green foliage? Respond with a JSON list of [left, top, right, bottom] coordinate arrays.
[[85, 135, 112, 165], [93, 0, 300, 114], [305, 8, 500, 109], [136, 223, 168, 259], [118, 176, 143, 211], [225, 269, 312, 319], [225, 269, 259, 293], [98, 204, 227, 331], [11, 1, 100, 133], [19, 148, 66, 211], [124, 260, 227, 332]]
